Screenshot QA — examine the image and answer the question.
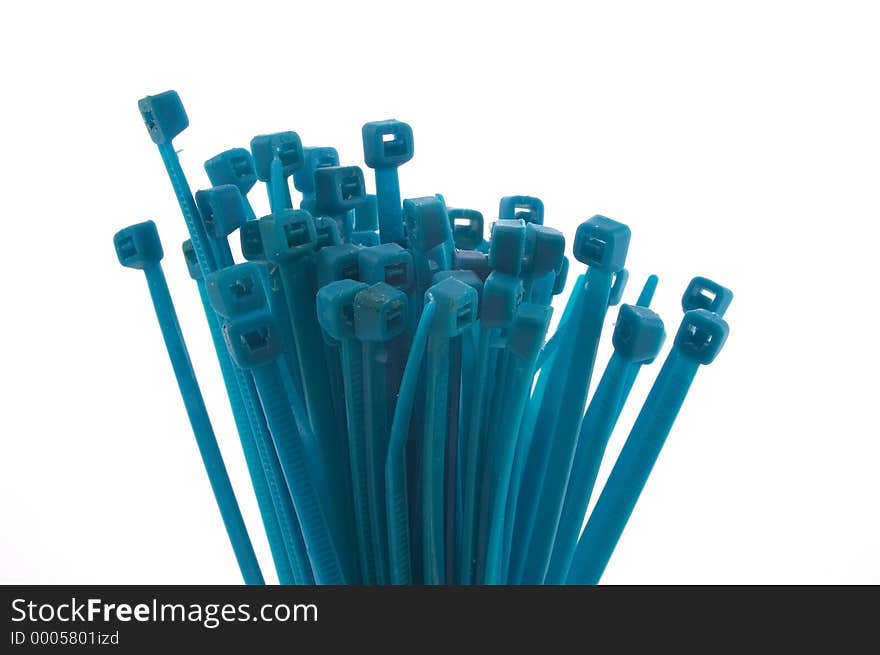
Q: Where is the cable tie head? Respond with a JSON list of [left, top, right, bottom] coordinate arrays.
[[223, 311, 282, 369], [354, 282, 409, 342], [499, 195, 544, 225], [481, 271, 524, 328], [573, 215, 630, 273], [206, 262, 271, 319], [293, 147, 340, 193], [357, 243, 414, 291], [449, 209, 484, 251], [314, 165, 367, 215], [260, 210, 318, 262], [488, 219, 527, 276], [315, 244, 363, 288], [424, 277, 479, 337], [239, 222, 266, 261], [313, 215, 342, 250], [204, 148, 258, 195], [431, 270, 484, 300], [250, 132, 304, 182], [114, 220, 164, 270], [137, 90, 188, 145], [681, 276, 733, 317], [674, 308, 729, 364], [403, 196, 452, 252], [316, 278, 370, 341], [523, 223, 565, 277], [195, 185, 248, 238], [362, 119, 415, 169], [612, 304, 666, 363]]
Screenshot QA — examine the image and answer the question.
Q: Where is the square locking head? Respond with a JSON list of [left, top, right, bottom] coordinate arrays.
[[674, 309, 729, 365], [488, 219, 527, 276], [353, 283, 409, 342], [507, 303, 553, 360], [316, 279, 369, 340], [404, 196, 452, 252], [293, 147, 340, 193], [524, 224, 565, 276], [612, 304, 666, 363], [454, 249, 491, 281], [552, 256, 569, 295], [195, 185, 248, 238], [681, 276, 733, 317], [181, 240, 202, 280], [573, 215, 630, 272], [499, 196, 544, 225], [223, 312, 282, 369], [138, 91, 188, 145], [314, 166, 367, 215], [114, 220, 164, 269], [206, 262, 271, 319], [316, 244, 362, 288], [449, 209, 484, 251], [239, 221, 265, 261], [362, 119, 415, 169], [204, 148, 258, 194], [250, 132, 304, 181], [424, 277, 478, 337], [432, 270, 484, 304], [481, 272, 524, 328], [313, 215, 342, 250], [260, 210, 318, 262], [357, 243, 414, 290]]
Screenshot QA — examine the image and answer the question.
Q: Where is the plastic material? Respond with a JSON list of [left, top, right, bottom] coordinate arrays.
[[567, 308, 729, 584], [363, 119, 414, 245], [115, 220, 263, 585], [125, 89, 734, 587]]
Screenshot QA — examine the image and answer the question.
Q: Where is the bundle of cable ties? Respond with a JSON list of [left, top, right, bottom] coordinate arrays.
[[113, 90, 733, 585]]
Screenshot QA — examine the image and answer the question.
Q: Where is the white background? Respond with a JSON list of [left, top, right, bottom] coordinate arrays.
[[1, 1, 877, 584]]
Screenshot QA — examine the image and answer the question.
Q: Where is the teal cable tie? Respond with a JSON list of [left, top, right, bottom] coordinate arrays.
[[611, 274, 660, 422], [483, 304, 552, 584], [260, 210, 358, 578], [510, 267, 591, 583], [316, 279, 377, 584], [385, 301, 437, 584], [114, 221, 263, 585], [251, 132, 303, 213], [182, 243, 298, 583], [222, 301, 349, 584], [314, 166, 367, 243], [567, 308, 730, 584], [204, 148, 259, 221], [138, 91, 299, 583], [545, 281, 665, 584], [205, 261, 318, 585], [519, 216, 630, 584], [506, 272, 586, 581], [459, 271, 523, 584], [354, 282, 410, 584], [362, 119, 414, 245], [420, 278, 478, 583]]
